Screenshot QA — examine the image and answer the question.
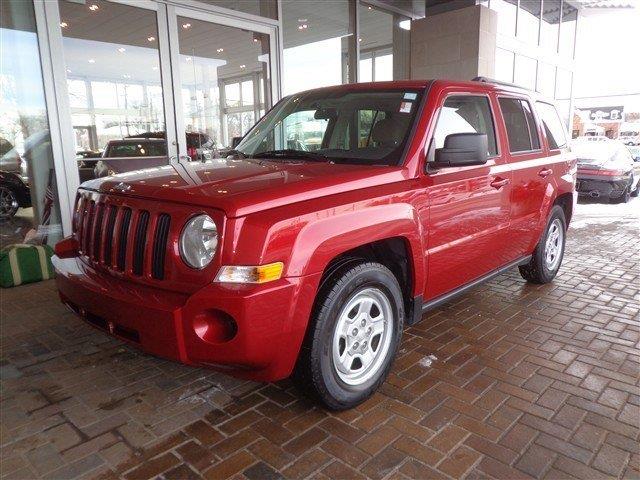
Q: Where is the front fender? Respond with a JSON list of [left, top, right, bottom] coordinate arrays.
[[287, 203, 425, 295]]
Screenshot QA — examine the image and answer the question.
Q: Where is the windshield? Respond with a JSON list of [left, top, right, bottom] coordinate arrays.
[[235, 88, 424, 166]]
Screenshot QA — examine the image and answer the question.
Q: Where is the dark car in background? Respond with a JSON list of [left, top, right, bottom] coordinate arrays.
[[0, 171, 31, 220], [92, 132, 218, 178], [573, 138, 639, 203]]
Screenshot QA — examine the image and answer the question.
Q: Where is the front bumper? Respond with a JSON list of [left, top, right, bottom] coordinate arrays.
[[53, 255, 321, 381]]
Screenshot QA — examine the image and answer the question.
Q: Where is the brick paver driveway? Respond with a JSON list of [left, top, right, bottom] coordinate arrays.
[[1, 198, 639, 480]]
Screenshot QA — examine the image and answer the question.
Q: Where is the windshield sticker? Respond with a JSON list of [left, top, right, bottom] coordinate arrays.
[[399, 101, 413, 113], [403, 92, 417, 100]]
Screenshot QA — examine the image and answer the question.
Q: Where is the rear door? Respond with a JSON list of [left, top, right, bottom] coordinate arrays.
[[496, 96, 550, 258], [423, 91, 513, 300]]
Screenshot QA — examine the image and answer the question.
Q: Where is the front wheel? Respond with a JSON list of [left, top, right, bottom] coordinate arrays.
[[293, 262, 404, 410], [519, 205, 567, 284]]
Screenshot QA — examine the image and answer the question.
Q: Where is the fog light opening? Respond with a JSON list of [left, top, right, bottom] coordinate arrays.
[[193, 309, 237, 344]]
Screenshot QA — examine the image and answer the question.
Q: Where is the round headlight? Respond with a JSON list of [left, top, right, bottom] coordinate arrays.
[[180, 214, 218, 269]]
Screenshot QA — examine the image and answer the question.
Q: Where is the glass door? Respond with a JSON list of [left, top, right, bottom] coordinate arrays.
[[54, 0, 177, 181], [168, 6, 278, 161]]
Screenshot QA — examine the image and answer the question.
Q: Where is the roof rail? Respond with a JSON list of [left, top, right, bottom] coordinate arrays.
[[471, 76, 528, 90]]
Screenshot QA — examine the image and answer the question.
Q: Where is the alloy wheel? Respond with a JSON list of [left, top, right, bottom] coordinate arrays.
[[0, 187, 18, 220], [332, 287, 393, 386], [544, 218, 563, 271]]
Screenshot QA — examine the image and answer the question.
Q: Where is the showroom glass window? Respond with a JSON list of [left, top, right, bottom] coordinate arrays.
[[0, 0, 63, 246], [517, 0, 541, 46], [491, 0, 517, 37], [57, 0, 167, 180], [514, 55, 537, 91], [358, 3, 410, 82], [495, 48, 515, 83], [559, 1, 577, 58], [197, 0, 277, 20], [175, 17, 271, 151], [540, 0, 560, 53], [281, 0, 354, 95]]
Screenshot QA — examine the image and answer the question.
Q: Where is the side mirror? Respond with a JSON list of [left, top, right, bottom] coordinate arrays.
[[231, 136, 243, 148], [433, 133, 488, 168]]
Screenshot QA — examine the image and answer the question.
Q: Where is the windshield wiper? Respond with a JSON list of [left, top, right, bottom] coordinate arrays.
[[225, 149, 247, 159], [251, 149, 332, 163]]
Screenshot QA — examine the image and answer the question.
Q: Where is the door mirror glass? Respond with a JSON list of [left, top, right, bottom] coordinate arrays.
[[434, 133, 488, 167]]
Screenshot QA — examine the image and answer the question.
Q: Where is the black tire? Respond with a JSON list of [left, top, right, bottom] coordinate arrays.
[[293, 261, 404, 410], [613, 187, 631, 204], [0, 185, 19, 220], [519, 205, 567, 284]]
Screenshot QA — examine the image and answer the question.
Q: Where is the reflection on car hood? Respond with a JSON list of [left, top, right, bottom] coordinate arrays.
[[80, 158, 406, 217]]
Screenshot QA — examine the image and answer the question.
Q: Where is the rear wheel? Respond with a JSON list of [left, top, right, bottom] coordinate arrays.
[[293, 261, 404, 410], [519, 205, 566, 284], [0, 186, 19, 220]]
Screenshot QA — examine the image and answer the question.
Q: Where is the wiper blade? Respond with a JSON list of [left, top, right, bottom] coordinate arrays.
[[225, 149, 247, 159], [251, 149, 332, 162]]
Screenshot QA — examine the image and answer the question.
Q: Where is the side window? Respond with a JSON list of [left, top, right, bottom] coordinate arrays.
[[498, 97, 541, 152], [281, 110, 329, 151], [536, 102, 568, 149], [521, 101, 540, 150], [433, 96, 498, 156]]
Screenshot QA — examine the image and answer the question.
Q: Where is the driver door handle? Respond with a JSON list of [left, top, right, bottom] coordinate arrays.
[[538, 167, 553, 178], [490, 177, 510, 189]]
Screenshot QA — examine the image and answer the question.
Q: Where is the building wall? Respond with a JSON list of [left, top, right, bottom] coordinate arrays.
[[410, 5, 497, 81]]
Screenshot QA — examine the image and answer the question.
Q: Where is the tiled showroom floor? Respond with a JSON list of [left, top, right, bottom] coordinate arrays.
[[1, 198, 639, 480]]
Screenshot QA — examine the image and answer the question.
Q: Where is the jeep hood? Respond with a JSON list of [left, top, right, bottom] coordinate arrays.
[[80, 158, 407, 217]]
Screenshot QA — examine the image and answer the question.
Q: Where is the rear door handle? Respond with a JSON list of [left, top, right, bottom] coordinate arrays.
[[538, 168, 553, 178], [490, 177, 510, 189]]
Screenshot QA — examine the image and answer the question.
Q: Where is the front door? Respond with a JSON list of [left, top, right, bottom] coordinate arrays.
[[423, 92, 513, 301], [168, 6, 279, 162]]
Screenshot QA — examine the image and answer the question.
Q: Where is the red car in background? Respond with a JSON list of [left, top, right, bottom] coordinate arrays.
[[53, 79, 576, 409]]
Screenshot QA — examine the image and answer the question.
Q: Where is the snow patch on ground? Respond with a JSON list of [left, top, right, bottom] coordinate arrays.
[[419, 354, 438, 368], [571, 197, 639, 229]]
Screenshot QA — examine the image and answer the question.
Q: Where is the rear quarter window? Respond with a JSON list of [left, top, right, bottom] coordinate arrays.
[[536, 102, 568, 149]]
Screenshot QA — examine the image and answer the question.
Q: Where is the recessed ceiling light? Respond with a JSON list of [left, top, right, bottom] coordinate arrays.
[[368, 5, 373, 10], [60, 21, 68, 28], [297, 23, 308, 30], [358, 37, 362, 42], [240, 64, 246, 69], [89, 4, 99, 11], [88, 58, 95, 63], [152, 66, 158, 71], [216, 48, 224, 53], [182, 23, 191, 29], [186, 56, 192, 62], [253, 38, 259, 43], [117, 47, 126, 53], [147, 36, 156, 42]]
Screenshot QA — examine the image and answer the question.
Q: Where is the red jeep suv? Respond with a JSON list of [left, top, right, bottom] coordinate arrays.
[[54, 79, 576, 409]]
